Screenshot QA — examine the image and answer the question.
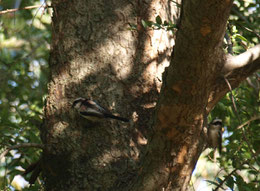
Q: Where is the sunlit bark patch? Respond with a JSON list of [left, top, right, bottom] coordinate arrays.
[[200, 26, 211, 36], [177, 145, 187, 164]]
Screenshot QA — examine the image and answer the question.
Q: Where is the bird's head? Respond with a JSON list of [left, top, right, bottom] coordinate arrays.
[[72, 97, 86, 109]]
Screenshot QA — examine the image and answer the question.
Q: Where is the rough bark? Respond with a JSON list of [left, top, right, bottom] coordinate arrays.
[[42, 0, 260, 190], [129, 0, 235, 190], [43, 0, 176, 190]]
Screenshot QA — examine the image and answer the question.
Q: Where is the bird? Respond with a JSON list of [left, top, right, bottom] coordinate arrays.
[[72, 98, 129, 122], [208, 118, 223, 154]]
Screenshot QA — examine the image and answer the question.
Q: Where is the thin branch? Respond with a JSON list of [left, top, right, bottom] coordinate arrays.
[[238, 116, 260, 166], [224, 77, 241, 122], [237, 115, 260, 129], [0, 4, 51, 15], [224, 78, 260, 166], [246, 78, 258, 92], [223, 44, 260, 74], [213, 168, 237, 191], [237, 24, 260, 41], [213, 158, 255, 191], [207, 45, 260, 112], [231, 7, 260, 41], [240, 128, 260, 166], [0, 143, 44, 160]]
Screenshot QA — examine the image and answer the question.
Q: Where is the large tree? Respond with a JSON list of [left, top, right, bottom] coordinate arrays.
[[0, 0, 259, 190], [43, 0, 260, 190]]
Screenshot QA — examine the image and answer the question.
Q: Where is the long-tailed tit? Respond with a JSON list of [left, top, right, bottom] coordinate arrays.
[[208, 118, 223, 154], [72, 98, 129, 122]]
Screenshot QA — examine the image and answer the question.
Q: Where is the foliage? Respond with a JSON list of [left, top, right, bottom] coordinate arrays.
[[208, 76, 260, 191], [227, 0, 260, 53], [128, 15, 177, 32], [201, 0, 260, 190], [141, 16, 177, 31], [0, 0, 50, 190]]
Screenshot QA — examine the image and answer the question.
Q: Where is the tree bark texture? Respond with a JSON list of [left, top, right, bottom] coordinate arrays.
[[130, 1, 234, 190], [42, 0, 260, 190], [43, 0, 176, 190]]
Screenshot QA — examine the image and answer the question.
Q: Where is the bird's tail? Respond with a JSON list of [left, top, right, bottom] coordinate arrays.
[[106, 114, 129, 122]]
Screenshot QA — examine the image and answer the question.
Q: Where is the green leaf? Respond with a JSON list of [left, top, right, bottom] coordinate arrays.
[[163, 21, 169, 26], [233, 34, 248, 42], [155, 15, 162, 25], [128, 23, 137, 30], [141, 20, 152, 28], [226, 176, 234, 190], [152, 23, 161, 29], [205, 180, 220, 187], [167, 24, 176, 30]]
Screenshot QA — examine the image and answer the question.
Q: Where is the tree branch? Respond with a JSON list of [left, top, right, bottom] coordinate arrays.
[[0, 5, 51, 15], [237, 115, 260, 129], [224, 77, 241, 122], [213, 157, 259, 191], [223, 44, 260, 75], [207, 45, 260, 112], [0, 143, 44, 160], [231, 7, 260, 41]]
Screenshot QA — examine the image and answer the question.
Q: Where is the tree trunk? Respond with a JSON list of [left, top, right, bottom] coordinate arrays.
[[43, 0, 177, 190], [42, 0, 260, 190]]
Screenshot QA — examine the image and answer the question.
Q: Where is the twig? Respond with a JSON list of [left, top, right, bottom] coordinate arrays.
[[239, 121, 260, 166], [231, 7, 260, 41], [213, 168, 237, 191], [223, 77, 241, 122], [237, 115, 260, 129], [213, 133, 260, 191], [237, 24, 260, 41], [0, 4, 51, 15], [213, 158, 256, 191], [224, 77, 260, 166], [0, 143, 44, 160]]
